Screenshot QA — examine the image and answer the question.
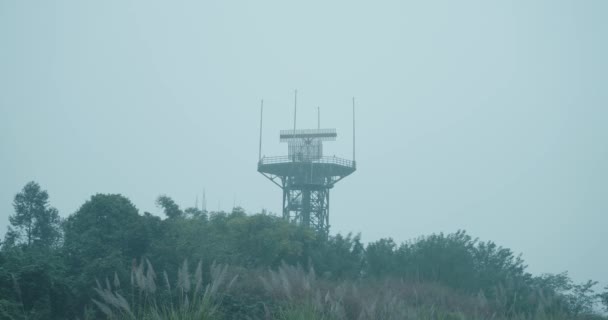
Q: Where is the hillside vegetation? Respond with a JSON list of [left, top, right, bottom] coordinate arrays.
[[1, 182, 607, 319]]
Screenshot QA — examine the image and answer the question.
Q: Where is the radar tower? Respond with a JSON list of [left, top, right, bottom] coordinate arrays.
[[257, 93, 357, 236]]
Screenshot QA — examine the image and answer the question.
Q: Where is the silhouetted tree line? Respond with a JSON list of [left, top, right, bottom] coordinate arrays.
[[1, 182, 607, 319]]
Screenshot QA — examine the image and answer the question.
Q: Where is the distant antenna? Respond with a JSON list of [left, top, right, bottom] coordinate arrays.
[[352, 97, 356, 162], [293, 89, 298, 133], [202, 189, 207, 212], [259, 99, 264, 160]]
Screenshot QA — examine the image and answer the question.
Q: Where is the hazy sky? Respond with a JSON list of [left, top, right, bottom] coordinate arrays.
[[1, 1, 606, 286]]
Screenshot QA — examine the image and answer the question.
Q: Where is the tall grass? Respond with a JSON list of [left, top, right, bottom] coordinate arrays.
[[90, 259, 237, 320], [259, 263, 600, 320], [89, 260, 605, 320]]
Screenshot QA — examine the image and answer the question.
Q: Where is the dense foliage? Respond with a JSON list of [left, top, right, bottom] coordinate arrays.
[[0, 182, 606, 319]]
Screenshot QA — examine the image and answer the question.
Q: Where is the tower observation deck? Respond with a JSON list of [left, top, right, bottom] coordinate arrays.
[[257, 96, 357, 235]]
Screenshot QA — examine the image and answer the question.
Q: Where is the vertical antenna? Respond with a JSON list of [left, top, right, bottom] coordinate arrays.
[[318, 106, 320, 129], [259, 99, 264, 160], [352, 97, 356, 162], [202, 189, 207, 212], [293, 89, 298, 133]]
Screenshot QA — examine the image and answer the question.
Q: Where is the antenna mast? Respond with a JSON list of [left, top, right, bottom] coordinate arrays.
[[293, 90, 297, 133], [318, 107, 321, 129], [352, 97, 356, 162], [202, 189, 207, 212], [259, 99, 264, 160]]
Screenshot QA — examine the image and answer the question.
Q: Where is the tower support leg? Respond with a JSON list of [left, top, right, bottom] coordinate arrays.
[[283, 186, 329, 237]]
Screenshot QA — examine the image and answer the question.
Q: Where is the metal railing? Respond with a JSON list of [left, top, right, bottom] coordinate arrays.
[[259, 155, 356, 168]]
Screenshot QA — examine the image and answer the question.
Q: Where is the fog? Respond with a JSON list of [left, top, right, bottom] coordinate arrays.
[[1, 0, 607, 289]]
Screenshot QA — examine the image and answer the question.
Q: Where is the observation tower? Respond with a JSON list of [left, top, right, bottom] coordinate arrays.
[[257, 93, 356, 235]]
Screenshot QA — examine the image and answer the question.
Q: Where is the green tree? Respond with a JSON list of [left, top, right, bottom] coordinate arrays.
[[530, 272, 573, 314], [396, 231, 478, 290], [0, 183, 71, 320], [63, 194, 151, 312], [63, 194, 148, 267], [311, 233, 364, 279], [365, 238, 397, 277], [600, 286, 608, 313], [184, 206, 207, 220], [156, 195, 183, 218], [568, 280, 599, 315], [5, 181, 61, 248], [221, 212, 316, 267], [472, 239, 530, 308]]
